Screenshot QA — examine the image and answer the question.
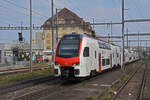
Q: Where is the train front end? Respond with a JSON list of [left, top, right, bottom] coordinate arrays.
[[54, 34, 83, 79]]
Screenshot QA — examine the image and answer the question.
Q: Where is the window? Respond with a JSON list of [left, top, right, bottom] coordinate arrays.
[[62, 20, 66, 24], [46, 46, 51, 49], [47, 21, 50, 25], [102, 59, 105, 66], [56, 35, 81, 58], [106, 59, 110, 65], [117, 53, 119, 57], [83, 47, 89, 57], [71, 20, 75, 24], [46, 34, 50, 38], [47, 40, 50, 44], [98, 41, 111, 50]]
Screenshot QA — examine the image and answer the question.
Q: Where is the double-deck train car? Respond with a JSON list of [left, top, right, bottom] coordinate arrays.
[[54, 33, 139, 79]]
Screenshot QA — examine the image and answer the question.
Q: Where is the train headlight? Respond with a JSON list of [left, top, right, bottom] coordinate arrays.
[[72, 63, 80, 67]]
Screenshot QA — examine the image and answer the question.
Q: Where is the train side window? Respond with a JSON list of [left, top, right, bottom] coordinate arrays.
[[102, 59, 105, 66], [83, 47, 89, 57], [106, 59, 110, 65], [95, 51, 97, 59], [117, 53, 119, 57]]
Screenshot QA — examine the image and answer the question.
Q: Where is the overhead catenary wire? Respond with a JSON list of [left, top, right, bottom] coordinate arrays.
[[0, 4, 29, 25], [2, 0, 49, 19], [133, 0, 150, 32], [39, 0, 50, 6], [0, 4, 29, 16], [0, 3, 47, 26], [0, 20, 16, 26], [126, 0, 150, 47], [0, 16, 16, 26], [0, 11, 23, 25]]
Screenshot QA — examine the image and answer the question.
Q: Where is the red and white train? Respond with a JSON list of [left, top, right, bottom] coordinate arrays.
[[54, 33, 139, 79]]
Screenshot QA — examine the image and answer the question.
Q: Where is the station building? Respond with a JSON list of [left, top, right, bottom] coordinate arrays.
[[42, 8, 93, 50]]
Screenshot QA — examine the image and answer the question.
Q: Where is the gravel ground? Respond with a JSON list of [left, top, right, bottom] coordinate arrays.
[[0, 61, 141, 100], [0, 65, 25, 71], [40, 62, 140, 100], [110, 61, 145, 100], [0, 78, 61, 100], [144, 60, 150, 100]]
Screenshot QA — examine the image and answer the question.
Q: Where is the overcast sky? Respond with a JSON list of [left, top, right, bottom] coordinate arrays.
[[0, 0, 150, 46]]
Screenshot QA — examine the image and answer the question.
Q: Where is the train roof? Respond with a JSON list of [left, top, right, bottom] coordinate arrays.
[[63, 33, 121, 48]]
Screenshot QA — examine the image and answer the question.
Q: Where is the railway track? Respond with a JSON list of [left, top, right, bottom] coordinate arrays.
[[11, 63, 138, 100], [0, 66, 49, 76], [0, 61, 141, 100], [137, 65, 148, 100], [0, 66, 122, 100], [0, 75, 59, 100], [0, 75, 56, 95], [110, 61, 148, 100]]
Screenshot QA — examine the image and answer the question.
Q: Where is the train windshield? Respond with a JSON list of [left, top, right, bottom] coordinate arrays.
[[56, 35, 81, 58]]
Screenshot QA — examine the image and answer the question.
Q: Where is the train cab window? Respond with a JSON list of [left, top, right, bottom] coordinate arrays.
[[56, 35, 81, 58], [83, 47, 89, 57]]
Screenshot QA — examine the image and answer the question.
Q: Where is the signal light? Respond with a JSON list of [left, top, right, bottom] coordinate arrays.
[[18, 32, 23, 41]]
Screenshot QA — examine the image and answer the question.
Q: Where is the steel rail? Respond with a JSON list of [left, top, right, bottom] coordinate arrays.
[[0, 66, 49, 76], [0, 66, 48, 72], [137, 64, 148, 100], [110, 61, 143, 100], [0, 75, 55, 95]]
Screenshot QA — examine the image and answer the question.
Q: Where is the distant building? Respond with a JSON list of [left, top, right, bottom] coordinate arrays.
[[35, 32, 44, 50], [0, 44, 5, 65], [0, 43, 44, 66], [0, 43, 16, 66], [42, 8, 93, 50]]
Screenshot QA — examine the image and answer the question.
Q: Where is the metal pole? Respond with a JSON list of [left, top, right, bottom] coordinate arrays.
[[121, 0, 125, 70], [42, 32, 44, 51], [30, 0, 32, 73], [138, 31, 140, 57], [56, 8, 58, 43], [108, 33, 110, 43], [107, 23, 110, 42], [129, 40, 130, 50], [21, 21, 23, 33], [92, 18, 95, 30], [126, 28, 128, 48], [51, 0, 55, 67], [146, 40, 147, 56], [110, 21, 113, 42]]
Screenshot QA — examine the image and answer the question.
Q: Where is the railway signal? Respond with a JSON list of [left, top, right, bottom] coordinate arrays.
[[18, 32, 23, 41]]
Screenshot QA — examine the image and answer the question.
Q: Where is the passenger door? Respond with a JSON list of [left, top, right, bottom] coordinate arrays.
[[83, 47, 90, 75], [99, 53, 102, 72], [110, 54, 112, 68]]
